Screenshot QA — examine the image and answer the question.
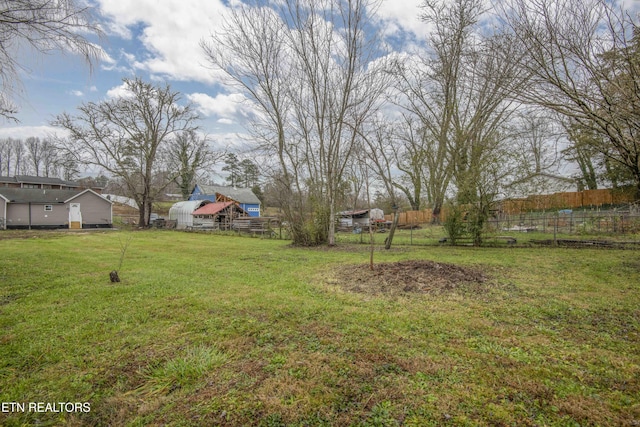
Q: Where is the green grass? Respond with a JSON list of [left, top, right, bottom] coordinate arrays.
[[334, 225, 640, 247], [0, 230, 639, 426]]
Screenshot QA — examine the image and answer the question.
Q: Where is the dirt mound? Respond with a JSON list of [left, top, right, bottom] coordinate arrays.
[[329, 260, 488, 295]]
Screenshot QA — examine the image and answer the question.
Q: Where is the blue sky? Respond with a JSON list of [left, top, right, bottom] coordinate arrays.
[[0, 0, 427, 147]]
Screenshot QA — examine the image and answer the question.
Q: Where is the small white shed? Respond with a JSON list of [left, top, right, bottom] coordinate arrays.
[[168, 200, 211, 229], [339, 208, 385, 227]]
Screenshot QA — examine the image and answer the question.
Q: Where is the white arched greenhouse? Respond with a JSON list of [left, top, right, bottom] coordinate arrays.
[[168, 200, 211, 229]]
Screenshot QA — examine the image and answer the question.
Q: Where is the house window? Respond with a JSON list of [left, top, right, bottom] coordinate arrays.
[[44, 205, 53, 212]]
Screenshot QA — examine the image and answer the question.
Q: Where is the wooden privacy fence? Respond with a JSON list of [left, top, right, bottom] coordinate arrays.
[[500, 188, 636, 214], [385, 188, 637, 225]]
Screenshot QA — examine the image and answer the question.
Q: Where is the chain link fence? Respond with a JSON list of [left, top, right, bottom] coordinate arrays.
[[488, 207, 640, 236]]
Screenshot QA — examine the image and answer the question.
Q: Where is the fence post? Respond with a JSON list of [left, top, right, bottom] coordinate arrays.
[[570, 211, 573, 234], [410, 218, 413, 246]]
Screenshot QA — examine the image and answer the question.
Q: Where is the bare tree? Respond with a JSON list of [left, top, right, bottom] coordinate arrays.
[[164, 130, 219, 200], [390, 15, 460, 222], [563, 121, 602, 191], [357, 120, 402, 248], [203, 3, 300, 234], [12, 137, 26, 175], [0, 0, 103, 120], [53, 144, 80, 181], [202, 0, 388, 246], [393, 114, 447, 215], [505, 109, 568, 196], [53, 78, 200, 226], [512, 111, 561, 176], [396, 0, 526, 243], [24, 136, 57, 176], [397, 0, 528, 244], [0, 137, 15, 175], [24, 136, 42, 176], [501, 0, 640, 195]]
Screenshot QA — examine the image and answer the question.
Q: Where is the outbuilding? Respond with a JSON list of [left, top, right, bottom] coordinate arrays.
[[189, 184, 261, 217], [168, 200, 211, 229], [339, 208, 385, 228], [191, 201, 248, 230], [0, 188, 112, 230]]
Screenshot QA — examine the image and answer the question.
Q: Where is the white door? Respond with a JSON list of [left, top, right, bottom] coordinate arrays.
[[69, 203, 82, 229]]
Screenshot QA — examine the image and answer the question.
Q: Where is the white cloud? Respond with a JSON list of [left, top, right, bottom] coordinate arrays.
[[187, 92, 253, 124], [96, 0, 230, 83], [69, 90, 84, 97], [105, 82, 134, 99], [377, 0, 429, 43], [91, 0, 437, 139], [0, 125, 68, 140], [207, 130, 253, 151], [94, 0, 436, 101]]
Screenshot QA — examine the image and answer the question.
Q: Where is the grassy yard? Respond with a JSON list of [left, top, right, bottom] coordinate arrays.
[[0, 230, 639, 426]]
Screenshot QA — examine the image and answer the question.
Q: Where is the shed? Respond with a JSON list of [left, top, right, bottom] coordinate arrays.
[[189, 184, 261, 217], [168, 200, 211, 229], [339, 208, 385, 228], [191, 201, 248, 230], [0, 188, 112, 229]]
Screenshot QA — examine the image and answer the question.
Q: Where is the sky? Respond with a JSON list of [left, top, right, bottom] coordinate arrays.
[[0, 0, 427, 149]]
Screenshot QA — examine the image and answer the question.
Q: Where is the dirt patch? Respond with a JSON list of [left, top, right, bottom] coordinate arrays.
[[327, 260, 489, 295]]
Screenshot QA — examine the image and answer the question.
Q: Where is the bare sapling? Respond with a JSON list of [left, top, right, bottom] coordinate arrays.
[[110, 234, 133, 283]]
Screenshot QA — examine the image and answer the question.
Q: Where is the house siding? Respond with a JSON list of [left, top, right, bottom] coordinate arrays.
[[190, 186, 204, 200], [6, 203, 30, 228], [1, 189, 112, 229], [241, 204, 260, 217], [6, 203, 68, 228], [71, 192, 112, 227]]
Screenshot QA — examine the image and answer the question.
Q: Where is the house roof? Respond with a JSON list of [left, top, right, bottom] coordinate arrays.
[[0, 188, 110, 204], [169, 200, 210, 215], [192, 201, 238, 216], [339, 209, 370, 217], [103, 194, 139, 209], [195, 184, 261, 205], [0, 175, 81, 188]]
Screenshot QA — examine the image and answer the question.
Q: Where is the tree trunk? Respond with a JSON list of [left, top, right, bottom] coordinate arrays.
[[384, 210, 400, 250], [328, 196, 336, 246], [138, 202, 147, 227], [138, 211, 144, 227], [431, 204, 442, 224]]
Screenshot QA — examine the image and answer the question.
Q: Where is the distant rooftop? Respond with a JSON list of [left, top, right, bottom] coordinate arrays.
[[0, 175, 81, 188], [196, 184, 261, 205], [0, 188, 107, 204]]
